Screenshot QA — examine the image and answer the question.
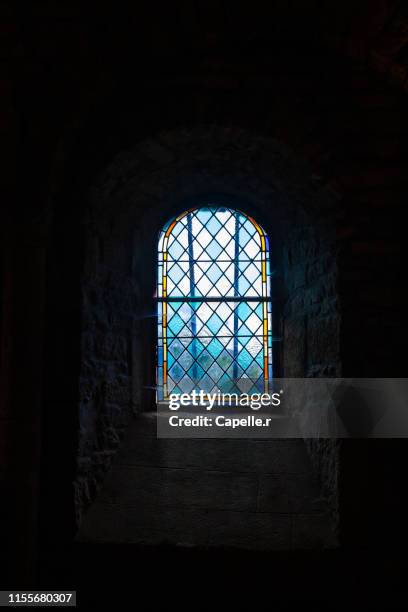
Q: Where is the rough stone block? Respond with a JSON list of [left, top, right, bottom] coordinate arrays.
[[307, 315, 340, 366], [117, 436, 311, 475], [98, 465, 259, 512], [78, 502, 292, 550], [258, 473, 325, 513], [283, 316, 305, 376], [292, 513, 337, 549]]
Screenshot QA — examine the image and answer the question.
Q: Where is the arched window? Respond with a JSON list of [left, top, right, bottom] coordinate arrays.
[[157, 206, 272, 401]]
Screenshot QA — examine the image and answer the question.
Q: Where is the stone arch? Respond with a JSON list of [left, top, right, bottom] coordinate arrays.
[[77, 126, 341, 528]]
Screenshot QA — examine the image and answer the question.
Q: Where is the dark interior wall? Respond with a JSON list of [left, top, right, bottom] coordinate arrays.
[[1, 0, 408, 583], [0, 226, 47, 581], [76, 178, 140, 524], [77, 127, 340, 523], [282, 218, 341, 518]]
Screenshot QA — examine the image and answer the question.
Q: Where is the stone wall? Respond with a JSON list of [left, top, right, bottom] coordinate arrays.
[[76, 127, 341, 526], [2, 0, 408, 582], [282, 219, 341, 516], [75, 275, 138, 522]]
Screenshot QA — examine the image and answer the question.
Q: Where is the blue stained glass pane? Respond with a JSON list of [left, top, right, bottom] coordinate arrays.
[[237, 337, 249, 352], [246, 362, 263, 379], [197, 373, 215, 392], [168, 263, 185, 284], [168, 239, 185, 260], [248, 379, 264, 394], [255, 352, 263, 366], [206, 263, 223, 283], [169, 363, 184, 382], [237, 302, 251, 321], [254, 303, 263, 318], [172, 217, 186, 237], [196, 208, 212, 224], [247, 337, 263, 356], [187, 363, 205, 381], [168, 314, 185, 336], [237, 348, 252, 370], [244, 263, 260, 283], [218, 350, 233, 369], [237, 323, 252, 337], [206, 215, 222, 235], [169, 338, 184, 357], [238, 226, 252, 248], [226, 363, 244, 379], [178, 302, 192, 322], [197, 350, 212, 369], [179, 375, 194, 392], [206, 313, 223, 334], [187, 338, 205, 358], [178, 350, 194, 370], [240, 217, 257, 237], [206, 338, 224, 358], [206, 239, 223, 260], [207, 362, 224, 382], [238, 276, 251, 295], [238, 258, 251, 273], [217, 373, 235, 393]]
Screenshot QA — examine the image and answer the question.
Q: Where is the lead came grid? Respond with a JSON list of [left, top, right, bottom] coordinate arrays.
[[157, 207, 272, 400]]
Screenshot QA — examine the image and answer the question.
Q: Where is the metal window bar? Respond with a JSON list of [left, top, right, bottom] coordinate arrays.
[[233, 212, 240, 381], [187, 212, 197, 382], [156, 297, 273, 302]]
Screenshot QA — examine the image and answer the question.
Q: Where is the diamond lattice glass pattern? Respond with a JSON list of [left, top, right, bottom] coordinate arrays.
[[157, 207, 272, 400]]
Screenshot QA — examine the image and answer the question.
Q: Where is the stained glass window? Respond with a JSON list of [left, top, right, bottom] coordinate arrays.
[[157, 206, 272, 401]]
